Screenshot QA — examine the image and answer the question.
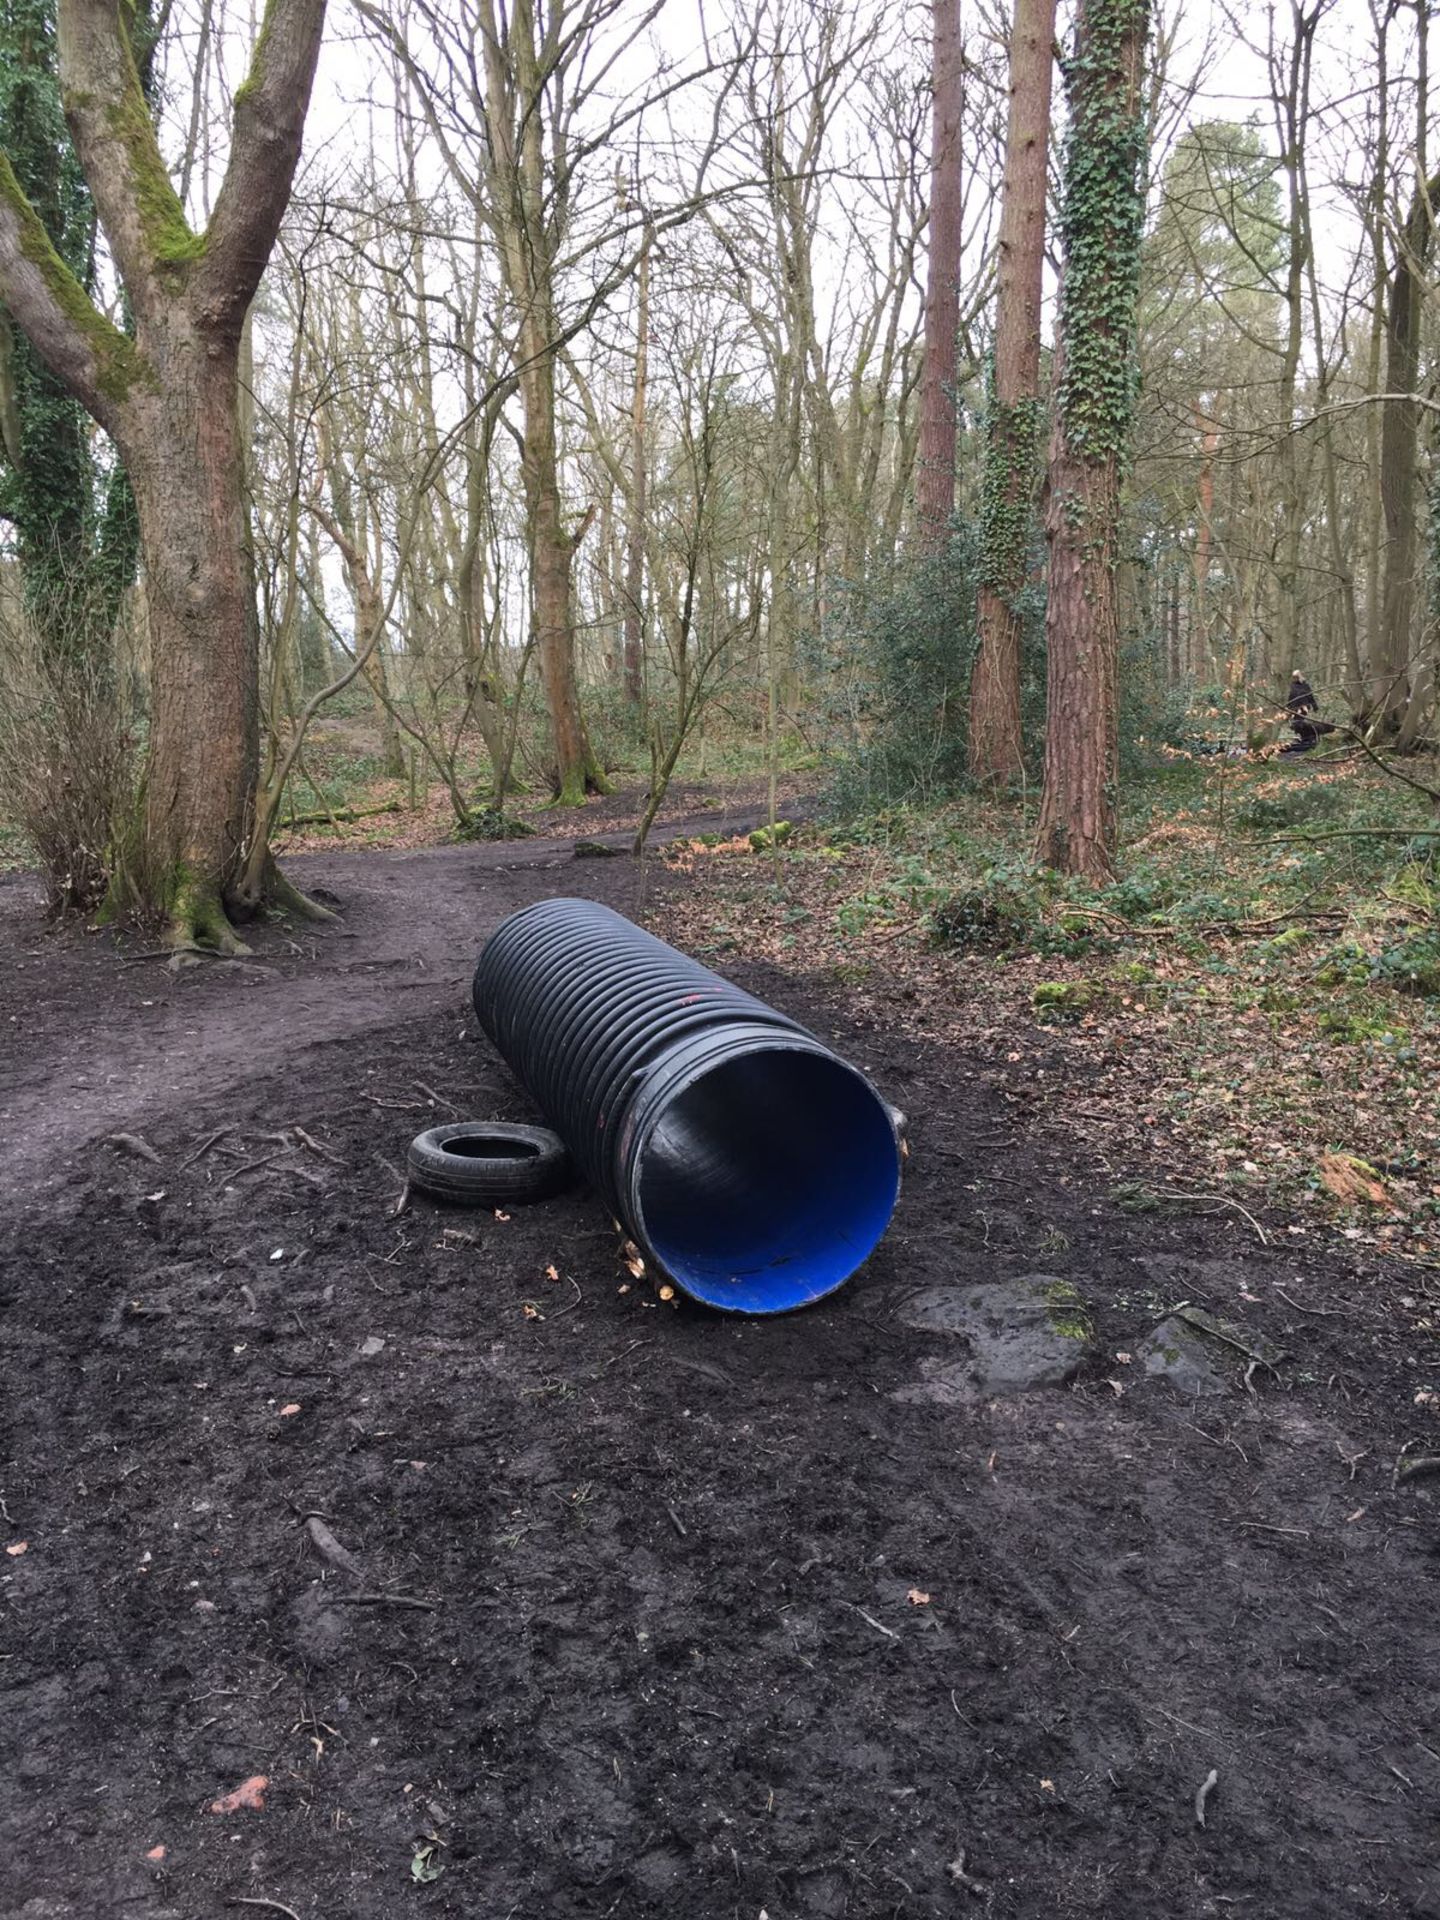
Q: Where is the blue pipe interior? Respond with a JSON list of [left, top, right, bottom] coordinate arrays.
[[633, 1048, 900, 1314]]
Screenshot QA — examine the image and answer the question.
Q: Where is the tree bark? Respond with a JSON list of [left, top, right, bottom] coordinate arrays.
[[969, 0, 1056, 782], [1034, 0, 1151, 883], [478, 0, 608, 804], [914, 0, 963, 552], [0, 0, 328, 946], [1376, 166, 1440, 726], [622, 219, 651, 713]]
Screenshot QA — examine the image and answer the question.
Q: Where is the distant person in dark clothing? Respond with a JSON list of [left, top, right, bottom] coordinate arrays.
[[1280, 669, 1332, 753]]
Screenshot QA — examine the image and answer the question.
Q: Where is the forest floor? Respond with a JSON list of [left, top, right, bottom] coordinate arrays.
[[3, 772, 1440, 1920]]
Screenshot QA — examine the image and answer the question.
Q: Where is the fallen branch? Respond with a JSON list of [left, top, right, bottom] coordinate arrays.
[[280, 798, 403, 830]]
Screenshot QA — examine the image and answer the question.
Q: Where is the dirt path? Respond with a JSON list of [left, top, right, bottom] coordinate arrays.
[[0, 804, 760, 1197], [1, 818, 1437, 1920]]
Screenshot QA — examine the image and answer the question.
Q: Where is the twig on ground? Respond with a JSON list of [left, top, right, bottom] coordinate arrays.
[[414, 1081, 461, 1114], [119, 944, 212, 966], [1147, 1187, 1272, 1244], [227, 1149, 293, 1182], [1236, 1521, 1310, 1536], [293, 1126, 344, 1165], [108, 1132, 162, 1164], [388, 1179, 411, 1219], [227, 1902, 302, 1920], [850, 1604, 900, 1641], [329, 1591, 437, 1612], [1195, 1768, 1219, 1827], [180, 1125, 234, 1170], [597, 1338, 653, 1373], [948, 1849, 988, 1897], [1275, 1287, 1339, 1317], [666, 1503, 688, 1538], [549, 1276, 584, 1317], [305, 1516, 365, 1580]]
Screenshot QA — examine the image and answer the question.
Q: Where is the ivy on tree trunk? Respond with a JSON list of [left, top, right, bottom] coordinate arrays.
[[1034, 0, 1152, 882]]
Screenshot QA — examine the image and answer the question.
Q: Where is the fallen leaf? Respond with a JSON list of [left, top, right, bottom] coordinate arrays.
[[279, 1403, 301, 1418], [494, 1210, 511, 1222], [522, 1303, 541, 1320], [145, 1845, 166, 1862], [208, 1774, 268, 1815], [906, 1588, 931, 1606], [1040, 1778, 1055, 1793], [1105, 1378, 1125, 1397], [1346, 1507, 1366, 1522], [6, 1541, 27, 1556], [411, 1843, 445, 1884], [544, 1263, 560, 1282], [657, 1285, 676, 1303]]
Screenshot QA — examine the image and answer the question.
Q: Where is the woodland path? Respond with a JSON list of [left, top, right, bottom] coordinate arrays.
[[0, 797, 1436, 1920]]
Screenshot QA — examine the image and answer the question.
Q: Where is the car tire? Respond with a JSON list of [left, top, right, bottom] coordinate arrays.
[[406, 1122, 572, 1206]]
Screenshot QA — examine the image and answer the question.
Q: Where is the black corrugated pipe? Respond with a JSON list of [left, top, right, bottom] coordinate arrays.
[[472, 899, 901, 1314]]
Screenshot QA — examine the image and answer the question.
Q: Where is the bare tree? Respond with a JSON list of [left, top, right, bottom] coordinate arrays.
[[0, 0, 327, 949]]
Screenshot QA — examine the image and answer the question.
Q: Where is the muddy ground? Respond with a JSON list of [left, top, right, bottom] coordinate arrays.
[[1, 798, 1438, 1920]]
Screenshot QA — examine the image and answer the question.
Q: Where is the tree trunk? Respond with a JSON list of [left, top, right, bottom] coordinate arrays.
[[1034, 0, 1151, 883], [969, 0, 1056, 782], [0, 0, 328, 947], [518, 333, 605, 803], [914, 0, 963, 552], [1376, 166, 1440, 727], [622, 222, 651, 712], [116, 335, 258, 941]]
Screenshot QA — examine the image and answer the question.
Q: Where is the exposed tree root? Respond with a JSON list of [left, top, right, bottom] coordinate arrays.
[[261, 861, 339, 925], [167, 874, 252, 956]]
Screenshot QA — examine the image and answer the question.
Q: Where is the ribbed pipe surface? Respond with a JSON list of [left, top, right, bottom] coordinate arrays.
[[472, 898, 900, 1313]]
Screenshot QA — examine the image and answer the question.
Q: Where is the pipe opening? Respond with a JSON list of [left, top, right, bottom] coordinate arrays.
[[633, 1047, 900, 1314]]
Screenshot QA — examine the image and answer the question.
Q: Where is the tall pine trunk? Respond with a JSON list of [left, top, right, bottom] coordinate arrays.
[[969, 0, 1057, 782], [1034, 0, 1151, 882], [914, 0, 963, 552]]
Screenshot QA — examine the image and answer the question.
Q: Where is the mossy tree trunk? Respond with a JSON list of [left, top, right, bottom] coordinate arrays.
[[969, 0, 1057, 784], [1034, 0, 1151, 883], [0, 0, 328, 949]]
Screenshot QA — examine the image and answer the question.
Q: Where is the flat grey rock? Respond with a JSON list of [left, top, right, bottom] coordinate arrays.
[[1135, 1314, 1230, 1396], [893, 1275, 1093, 1401]]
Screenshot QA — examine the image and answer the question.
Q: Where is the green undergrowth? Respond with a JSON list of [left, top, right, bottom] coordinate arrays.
[[656, 752, 1440, 1257]]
